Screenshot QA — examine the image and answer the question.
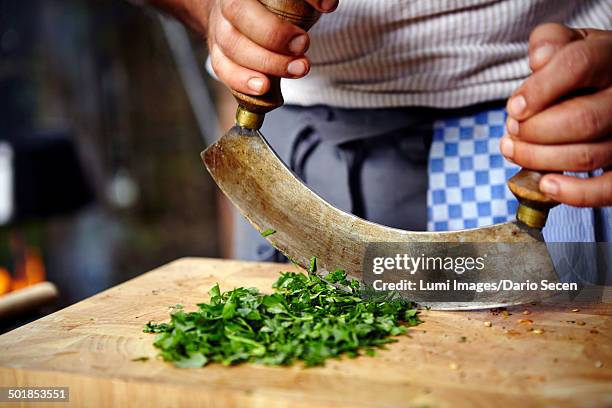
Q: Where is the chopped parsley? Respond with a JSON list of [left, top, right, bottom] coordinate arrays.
[[144, 270, 421, 368]]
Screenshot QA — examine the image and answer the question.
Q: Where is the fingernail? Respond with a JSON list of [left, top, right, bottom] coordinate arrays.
[[319, 0, 338, 11], [500, 137, 514, 159], [532, 43, 556, 67], [247, 77, 265, 93], [288, 34, 308, 55], [287, 60, 307, 76], [540, 178, 559, 196], [506, 117, 519, 136], [509, 95, 527, 117]]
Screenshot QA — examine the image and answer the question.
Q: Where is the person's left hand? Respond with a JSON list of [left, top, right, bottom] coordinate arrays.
[[500, 23, 612, 207]]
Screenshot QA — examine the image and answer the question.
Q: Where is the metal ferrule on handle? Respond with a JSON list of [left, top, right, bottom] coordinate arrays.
[[516, 203, 551, 229], [236, 106, 265, 130]]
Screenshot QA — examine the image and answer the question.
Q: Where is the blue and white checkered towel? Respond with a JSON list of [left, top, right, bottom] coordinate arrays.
[[427, 109, 520, 231]]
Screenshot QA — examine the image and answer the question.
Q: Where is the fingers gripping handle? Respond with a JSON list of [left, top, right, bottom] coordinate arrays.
[[507, 169, 559, 229], [232, 0, 321, 129]]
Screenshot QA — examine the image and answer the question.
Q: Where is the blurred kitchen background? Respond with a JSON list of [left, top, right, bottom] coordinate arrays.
[[0, 0, 236, 332]]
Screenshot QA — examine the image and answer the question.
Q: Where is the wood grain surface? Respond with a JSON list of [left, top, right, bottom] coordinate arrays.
[[0, 258, 610, 408]]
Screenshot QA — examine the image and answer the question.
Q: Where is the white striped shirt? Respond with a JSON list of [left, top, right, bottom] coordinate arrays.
[[282, 0, 612, 108]]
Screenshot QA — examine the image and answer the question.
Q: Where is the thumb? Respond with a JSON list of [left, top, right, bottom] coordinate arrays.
[[539, 172, 612, 208], [528, 23, 585, 71]]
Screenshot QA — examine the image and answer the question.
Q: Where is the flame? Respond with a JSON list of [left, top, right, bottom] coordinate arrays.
[[24, 248, 45, 286], [4, 247, 46, 293], [0, 267, 10, 295]]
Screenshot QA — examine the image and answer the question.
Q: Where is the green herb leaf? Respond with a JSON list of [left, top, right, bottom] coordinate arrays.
[[261, 229, 276, 237], [308, 257, 317, 274], [173, 352, 208, 368], [326, 269, 346, 283]]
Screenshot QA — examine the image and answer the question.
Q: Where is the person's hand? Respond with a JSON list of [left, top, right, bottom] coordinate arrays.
[[207, 0, 337, 96], [148, 0, 337, 94], [501, 23, 612, 207]]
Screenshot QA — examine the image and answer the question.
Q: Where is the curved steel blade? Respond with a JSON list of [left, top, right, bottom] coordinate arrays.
[[203, 126, 558, 310]]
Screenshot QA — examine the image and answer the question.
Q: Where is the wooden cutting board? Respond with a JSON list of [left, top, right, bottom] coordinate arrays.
[[0, 258, 610, 407]]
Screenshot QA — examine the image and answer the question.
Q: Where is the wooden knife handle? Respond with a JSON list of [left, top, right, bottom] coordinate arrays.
[[507, 169, 559, 228], [231, 0, 321, 116]]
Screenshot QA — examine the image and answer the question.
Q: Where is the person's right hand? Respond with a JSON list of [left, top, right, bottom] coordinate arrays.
[[207, 0, 338, 96]]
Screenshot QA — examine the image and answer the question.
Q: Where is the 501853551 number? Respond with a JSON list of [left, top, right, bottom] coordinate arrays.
[[0, 387, 69, 402]]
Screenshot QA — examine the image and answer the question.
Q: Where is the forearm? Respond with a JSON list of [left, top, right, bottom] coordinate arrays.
[[146, 0, 212, 36]]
